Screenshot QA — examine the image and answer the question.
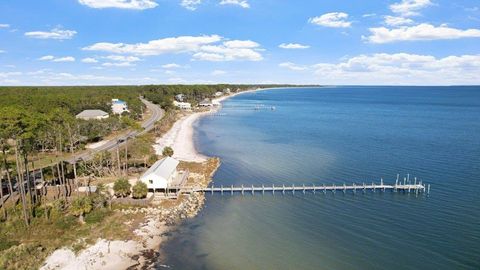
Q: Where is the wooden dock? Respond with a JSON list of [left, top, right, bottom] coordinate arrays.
[[174, 176, 430, 196]]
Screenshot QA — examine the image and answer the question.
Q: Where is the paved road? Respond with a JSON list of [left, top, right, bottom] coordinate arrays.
[[67, 98, 164, 163]]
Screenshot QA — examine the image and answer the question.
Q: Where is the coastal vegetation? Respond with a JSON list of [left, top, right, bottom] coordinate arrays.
[[113, 178, 131, 197], [162, 146, 174, 157], [0, 84, 298, 269], [132, 182, 148, 199]]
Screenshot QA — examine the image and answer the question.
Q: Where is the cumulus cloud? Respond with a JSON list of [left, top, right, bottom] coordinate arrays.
[[78, 0, 158, 10], [162, 63, 182, 68], [0, 24, 10, 28], [279, 43, 310, 49], [279, 62, 308, 71], [81, 57, 99, 63], [38, 55, 75, 62], [103, 55, 141, 62], [84, 35, 263, 61], [219, 0, 249, 8], [390, 0, 432, 17], [84, 35, 221, 55], [25, 28, 77, 40], [365, 23, 480, 43], [181, 0, 202, 10], [384, 15, 414, 26], [102, 62, 134, 67], [312, 53, 480, 85], [309, 12, 352, 28]]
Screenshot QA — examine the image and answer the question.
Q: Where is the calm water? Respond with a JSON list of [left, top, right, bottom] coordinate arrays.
[[159, 86, 480, 270]]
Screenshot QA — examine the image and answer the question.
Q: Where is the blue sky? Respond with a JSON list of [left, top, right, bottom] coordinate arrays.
[[0, 0, 479, 85]]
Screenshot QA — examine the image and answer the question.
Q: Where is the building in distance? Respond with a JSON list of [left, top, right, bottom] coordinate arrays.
[[76, 110, 109, 120], [173, 100, 192, 110], [175, 94, 186, 102], [111, 99, 129, 115], [199, 99, 214, 107]]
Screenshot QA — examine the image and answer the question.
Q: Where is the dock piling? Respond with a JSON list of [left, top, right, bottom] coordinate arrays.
[[175, 176, 430, 197]]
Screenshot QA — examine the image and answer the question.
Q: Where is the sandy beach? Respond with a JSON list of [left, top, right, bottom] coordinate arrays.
[[153, 88, 264, 162], [40, 88, 263, 270]]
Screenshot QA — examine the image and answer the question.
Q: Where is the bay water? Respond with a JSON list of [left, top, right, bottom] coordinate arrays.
[[160, 86, 480, 270]]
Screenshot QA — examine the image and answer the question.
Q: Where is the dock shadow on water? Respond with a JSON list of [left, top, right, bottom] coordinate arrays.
[[159, 86, 480, 270]]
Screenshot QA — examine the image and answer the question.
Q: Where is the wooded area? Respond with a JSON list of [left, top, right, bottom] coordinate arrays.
[[0, 84, 293, 227]]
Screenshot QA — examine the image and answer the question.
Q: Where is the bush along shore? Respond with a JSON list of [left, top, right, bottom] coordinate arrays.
[[37, 157, 220, 270]]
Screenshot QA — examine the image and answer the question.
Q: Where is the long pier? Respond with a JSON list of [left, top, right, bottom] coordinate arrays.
[[175, 176, 430, 196]]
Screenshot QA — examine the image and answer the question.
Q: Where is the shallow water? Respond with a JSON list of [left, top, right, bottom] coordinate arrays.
[[159, 86, 480, 270]]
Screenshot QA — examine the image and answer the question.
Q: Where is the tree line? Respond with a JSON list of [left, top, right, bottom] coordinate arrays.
[[0, 84, 300, 226]]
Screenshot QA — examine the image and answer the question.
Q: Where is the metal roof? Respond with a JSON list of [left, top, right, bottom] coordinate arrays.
[[76, 109, 109, 118], [140, 157, 179, 183]]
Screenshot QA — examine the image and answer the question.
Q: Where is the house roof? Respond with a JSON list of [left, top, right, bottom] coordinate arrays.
[[76, 110, 108, 119], [199, 99, 212, 104], [140, 157, 179, 182]]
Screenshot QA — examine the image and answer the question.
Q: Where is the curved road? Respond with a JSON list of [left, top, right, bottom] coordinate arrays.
[[68, 97, 164, 163]]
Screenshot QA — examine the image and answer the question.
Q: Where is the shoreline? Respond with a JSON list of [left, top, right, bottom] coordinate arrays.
[[153, 87, 267, 162], [41, 87, 271, 270]]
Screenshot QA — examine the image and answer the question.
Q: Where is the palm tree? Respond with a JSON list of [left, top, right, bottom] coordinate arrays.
[[113, 178, 131, 197], [162, 146, 174, 157], [132, 181, 148, 199], [70, 196, 93, 223]]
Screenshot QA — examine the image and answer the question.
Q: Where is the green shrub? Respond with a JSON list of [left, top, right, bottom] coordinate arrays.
[[0, 239, 19, 252], [84, 209, 110, 224], [132, 181, 148, 199], [113, 178, 131, 198], [54, 215, 77, 230], [162, 146, 174, 157], [70, 196, 93, 223]]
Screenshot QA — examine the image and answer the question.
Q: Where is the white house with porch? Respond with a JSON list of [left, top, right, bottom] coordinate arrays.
[[139, 157, 188, 193]]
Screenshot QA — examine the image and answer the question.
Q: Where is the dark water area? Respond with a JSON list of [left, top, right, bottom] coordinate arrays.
[[159, 86, 480, 270]]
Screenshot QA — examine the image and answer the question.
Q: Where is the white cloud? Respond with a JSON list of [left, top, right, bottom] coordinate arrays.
[[384, 15, 414, 26], [53, 57, 75, 62], [362, 13, 376, 18], [366, 23, 480, 43], [309, 12, 352, 28], [81, 57, 99, 63], [181, 0, 202, 10], [38, 55, 55, 61], [279, 62, 308, 71], [219, 0, 249, 8], [0, 24, 10, 28], [0, 72, 22, 78], [224, 40, 259, 49], [38, 55, 75, 62], [390, 0, 432, 17], [84, 35, 221, 55], [193, 43, 262, 61], [25, 28, 77, 40], [162, 63, 181, 68], [279, 43, 310, 49], [84, 35, 263, 61], [103, 55, 141, 62], [311, 53, 480, 85], [78, 0, 158, 10], [102, 62, 134, 67], [211, 70, 226, 75]]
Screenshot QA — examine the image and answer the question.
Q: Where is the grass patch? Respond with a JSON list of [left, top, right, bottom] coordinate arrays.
[[0, 197, 145, 270], [84, 208, 110, 224]]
